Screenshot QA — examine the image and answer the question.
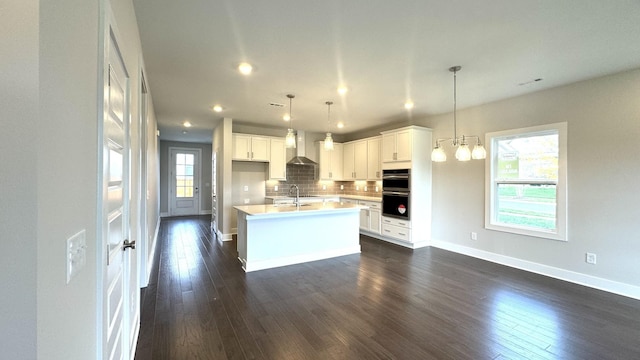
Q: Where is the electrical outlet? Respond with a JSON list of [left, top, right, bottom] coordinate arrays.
[[356, 186, 360, 191], [586, 252, 597, 264], [340, 184, 344, 190], [375, 186, 379, 192], [244, 198, 250, 204], [243, 185, 249, 191], [274, 185, 278, 191], [470, 232, 477, 240], [364, 186, 368, 191], [322, 184, 327, 190]]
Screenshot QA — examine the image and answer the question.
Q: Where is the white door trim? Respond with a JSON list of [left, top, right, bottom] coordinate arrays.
[[97, 2, 139, 359]]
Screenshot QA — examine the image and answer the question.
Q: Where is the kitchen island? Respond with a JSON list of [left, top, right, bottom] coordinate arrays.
[[234, 202, 364, 272]]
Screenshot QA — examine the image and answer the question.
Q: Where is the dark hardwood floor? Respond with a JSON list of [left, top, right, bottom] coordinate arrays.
[[135, 216, 640, 359]]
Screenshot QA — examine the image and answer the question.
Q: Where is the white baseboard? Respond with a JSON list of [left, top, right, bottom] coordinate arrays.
[[146, 218, 160, 284], [431, 238, 640, 300], [362, 230, 429, 250], [160, 212, 170, 218], [199, 210, 212, 215], [219, 232, 233, 242]]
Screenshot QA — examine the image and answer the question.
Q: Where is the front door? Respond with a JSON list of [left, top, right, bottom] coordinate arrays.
[[170, 148, 201, 216], [100, 6, 139, 359]]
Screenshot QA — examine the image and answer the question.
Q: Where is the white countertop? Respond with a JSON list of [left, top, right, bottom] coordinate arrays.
[[234, 202, 366, 217], [339, 195, 382, 202], [265, 194, 381, 202]]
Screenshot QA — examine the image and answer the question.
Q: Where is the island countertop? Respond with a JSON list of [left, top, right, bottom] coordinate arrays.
[[234, 202, 366, 218]]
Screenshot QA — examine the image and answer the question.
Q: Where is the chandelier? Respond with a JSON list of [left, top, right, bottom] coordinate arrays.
[[431, 66, 486, 162], [285, 94, 296, 148], [324, 101, 334, 150]]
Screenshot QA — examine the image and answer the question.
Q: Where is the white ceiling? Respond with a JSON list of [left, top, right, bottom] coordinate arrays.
[[133, 0, 640, 143]]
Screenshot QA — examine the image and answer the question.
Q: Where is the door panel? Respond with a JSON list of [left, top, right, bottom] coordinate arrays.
[[102, 8, 138, 359], [170, 148, 201, 216]]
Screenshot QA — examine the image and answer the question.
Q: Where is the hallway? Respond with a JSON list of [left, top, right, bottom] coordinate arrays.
[[135, 216, 640, 359]]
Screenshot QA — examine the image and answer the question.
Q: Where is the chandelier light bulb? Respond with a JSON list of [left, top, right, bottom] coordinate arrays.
[[431, 146, 447, 162], [285, 129, 296, 148], [324, 133, 334, 150], [455, 143, 471, 161], [472, 144, 487, 160]]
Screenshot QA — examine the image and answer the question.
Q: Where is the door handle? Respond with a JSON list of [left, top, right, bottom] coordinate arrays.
[[123, 239, 136, 251]]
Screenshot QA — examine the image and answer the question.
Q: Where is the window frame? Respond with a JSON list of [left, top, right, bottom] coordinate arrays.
[[484, 122, 567, 241]]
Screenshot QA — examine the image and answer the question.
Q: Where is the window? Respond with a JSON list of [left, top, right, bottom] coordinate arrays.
[[485, 123, 567, 241], [175, 153, 195, 198]]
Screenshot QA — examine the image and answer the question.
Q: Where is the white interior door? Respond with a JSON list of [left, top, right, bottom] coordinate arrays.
[[170, 148, 201, 216], [101, 6, 139, 360]]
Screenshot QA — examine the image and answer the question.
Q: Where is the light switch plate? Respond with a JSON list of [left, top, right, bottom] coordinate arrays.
[[67, 230, 87, 284], [243, 185, 249, 191]]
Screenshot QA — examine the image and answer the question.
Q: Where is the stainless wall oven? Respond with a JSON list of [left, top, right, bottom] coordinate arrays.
[[382, 169, 410, 219]]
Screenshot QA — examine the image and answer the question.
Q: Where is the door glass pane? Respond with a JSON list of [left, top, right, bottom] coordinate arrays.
[[175, 152, 195, 198]]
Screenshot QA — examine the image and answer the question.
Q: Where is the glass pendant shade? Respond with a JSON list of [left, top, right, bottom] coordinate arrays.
[[472, 144, 487, 160], [431, 146, 447, 162], [285, 128, 296, 148], [455, 144, 471, 161], [324, 133, 334, 150]]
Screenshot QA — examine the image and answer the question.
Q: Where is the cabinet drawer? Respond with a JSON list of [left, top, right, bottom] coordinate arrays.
[[382, 216, 410, 228], [359, 200, 381, 209], [381, 224, 411, 242]]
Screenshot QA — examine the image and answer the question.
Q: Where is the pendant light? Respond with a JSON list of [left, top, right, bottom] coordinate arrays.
[[324, 101, 334, 150], [431, 66, 486, 162], [285, 94, 296, 148]]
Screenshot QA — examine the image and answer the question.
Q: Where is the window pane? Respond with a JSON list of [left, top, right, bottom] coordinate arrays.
[[176, 187, 185, 198], [185, 154, 194, 165], [176, 153, 185, 165], [496, 184, 557, 231], [185, 165, 193, 176], [496, 134, 558, 181]]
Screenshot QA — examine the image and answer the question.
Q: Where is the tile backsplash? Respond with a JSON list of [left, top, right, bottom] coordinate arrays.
[[265, 164, 382, 198]]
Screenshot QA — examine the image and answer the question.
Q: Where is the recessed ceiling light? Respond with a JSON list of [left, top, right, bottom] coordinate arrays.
[[238, 62, 253, 75], [183, 121, 192, 127], [337, 121, 344, 129], [283, 113, 291, 121], [404, 101, 414, 110], [213, 105, 223, 112], [337, 86, 348, 95]]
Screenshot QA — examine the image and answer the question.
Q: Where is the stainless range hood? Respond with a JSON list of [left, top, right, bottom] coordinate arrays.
[[287, 130, 317, 166]]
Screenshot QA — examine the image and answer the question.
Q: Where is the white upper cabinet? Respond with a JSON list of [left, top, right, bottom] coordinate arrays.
[[354, 140, 368, 180], [233, 134, 270, 161], [381, 128, 413, 163], [318, 141, 343, 180], [269, 138, 286, 180], [367, 136, 381, 180], [344, 140, 369, 180]]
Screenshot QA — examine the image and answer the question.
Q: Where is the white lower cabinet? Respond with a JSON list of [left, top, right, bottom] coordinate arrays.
[[381, 217, 411, 242], [359, 200, 381, 235]]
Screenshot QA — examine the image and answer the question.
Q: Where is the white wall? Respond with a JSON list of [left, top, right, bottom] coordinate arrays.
[[0, 1, 38, 357], [213, 118, 234, 239], [34, 0, 160, 358], [419, 68, 640, 296], [38, 0, 101, 358]]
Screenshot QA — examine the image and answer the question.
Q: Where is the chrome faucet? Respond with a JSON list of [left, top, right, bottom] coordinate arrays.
[[289, 184, 300, 207]]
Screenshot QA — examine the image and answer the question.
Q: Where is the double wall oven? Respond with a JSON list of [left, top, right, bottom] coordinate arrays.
[[382, 169, 410, 220]]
